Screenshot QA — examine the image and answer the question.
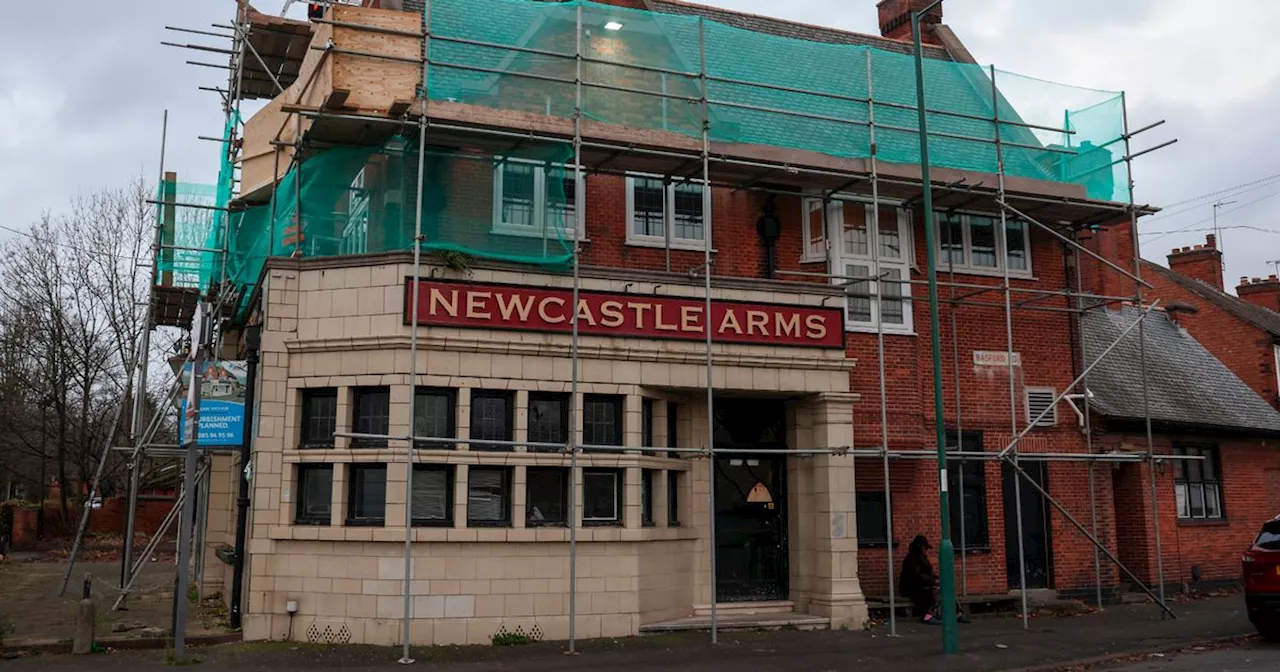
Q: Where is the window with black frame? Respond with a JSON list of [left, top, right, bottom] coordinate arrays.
[[856, 491, 889, 546], [351, 387, 390, 448], [1174, 445, 1224, 520], [527, 392, 569, 452], [411, 464, 454, 526], [946, 430, 989, 548], [666, 402, 679, 458], [470, 390, 514, 451], [667, 470, 681, 526], [295, 464, 333, 525], [583, 468, 623, 526], [467, 466, 511, 526], [641, 469, 655, 527], [526, 467, 568, 527], [346, 464, 387, 526], [641, 399, 655, 456], [300, 388, 338, 448], [413, 388, 456, 450], [583, 395, 623, 453]]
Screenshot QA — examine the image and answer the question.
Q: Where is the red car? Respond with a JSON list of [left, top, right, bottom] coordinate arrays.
[[1244, 516, 1280, 640]]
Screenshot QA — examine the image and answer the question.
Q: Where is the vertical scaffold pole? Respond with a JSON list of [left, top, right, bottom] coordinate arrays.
[[991, 65, 1029, 630], [1075, 244, 1104, 610], [398, 0, 432, 664], [122, 109, 168, 602], [698, 16, 719, 645], [866, 48, 897, 638], [1123, 92, 1166, 614], [567, 1, 584, 655]]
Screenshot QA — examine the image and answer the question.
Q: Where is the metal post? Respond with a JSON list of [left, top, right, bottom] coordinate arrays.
[[229, 326, 260, 629], [398, 0, 432, 663], [1123, 92, 1166, 613], [912, 2, 958, 653], [173, 303, 209, 663], [123, 109, 169, 601], [567, 2, 584, 656], [867, 49, 897, 638], [991, 65, 1029, 630], [698, 16, 719, 645], [1075, 251, 1103, 610]]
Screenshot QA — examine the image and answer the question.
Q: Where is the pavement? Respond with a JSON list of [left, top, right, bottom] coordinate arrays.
[[0, 593, 1263, 671], [1094, 641, 1276, 671]]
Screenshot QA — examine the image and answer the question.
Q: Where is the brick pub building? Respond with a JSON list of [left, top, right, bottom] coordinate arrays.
[[190, 0, 1279, 647]]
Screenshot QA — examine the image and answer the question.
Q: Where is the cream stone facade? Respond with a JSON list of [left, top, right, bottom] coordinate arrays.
[[205, 254, 866, 646]]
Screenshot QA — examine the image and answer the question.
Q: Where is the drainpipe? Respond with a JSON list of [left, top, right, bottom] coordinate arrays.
[[229, 325, 261, 630]]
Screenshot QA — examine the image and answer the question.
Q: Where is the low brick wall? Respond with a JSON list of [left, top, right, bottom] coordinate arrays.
[[10, 497, 176, 549]]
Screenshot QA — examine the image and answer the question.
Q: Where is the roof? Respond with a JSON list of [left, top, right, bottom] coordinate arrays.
[[1143, 260, 1280, 337], [1082, 305, 1280, 436], [645, 0, 953, 59]]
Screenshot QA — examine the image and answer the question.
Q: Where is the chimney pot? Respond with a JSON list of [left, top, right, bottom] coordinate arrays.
[[1253, 277, 1263, 283], [1270, 275, 1278, 282], [1205, 233, 1217, 248], [1193, 244, 1204, 250], [1241, 276, 1251, 285]]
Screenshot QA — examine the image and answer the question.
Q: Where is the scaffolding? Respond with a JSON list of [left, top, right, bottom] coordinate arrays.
[[149, 0, 1196, 660]]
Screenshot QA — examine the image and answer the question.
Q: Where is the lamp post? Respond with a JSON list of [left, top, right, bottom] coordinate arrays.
[[912, 0, 959, 654]]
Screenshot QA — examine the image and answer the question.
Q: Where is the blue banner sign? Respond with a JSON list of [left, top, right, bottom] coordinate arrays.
[[177, 360, 248, 447]]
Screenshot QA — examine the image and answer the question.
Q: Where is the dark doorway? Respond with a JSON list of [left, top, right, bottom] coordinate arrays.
[[713, 398, 789, 603], [1002, 461, 1052, 590]]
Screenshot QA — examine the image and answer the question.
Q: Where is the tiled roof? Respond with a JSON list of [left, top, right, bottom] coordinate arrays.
[[1082, 305, 1280, 436], [646, 0, 952, 59], [1143, 260, 1280, 337]]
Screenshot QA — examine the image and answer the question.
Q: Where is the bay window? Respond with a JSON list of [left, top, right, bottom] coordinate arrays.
[[802, 198, 913, 334]]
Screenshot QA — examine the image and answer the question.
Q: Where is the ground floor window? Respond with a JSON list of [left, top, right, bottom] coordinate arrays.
[[947, 430, 989, 548], [526, 467, 569, 527], [856, 491, 889, 546], [641, 469, 656, 527], [346, 464, 387, 526], [583, 468, 623, 526], [1174, 444, 1223, 520], [295, 464, 333, 525], [668, 470, 681, 526], [411, 464, 454, 526], [468, 466, 512, 526]]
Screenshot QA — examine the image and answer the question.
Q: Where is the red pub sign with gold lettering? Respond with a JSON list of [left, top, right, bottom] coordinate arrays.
[[404, 279, 845, 349]]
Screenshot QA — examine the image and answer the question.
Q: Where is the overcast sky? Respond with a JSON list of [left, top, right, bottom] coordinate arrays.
[[2, 0, 1278, 288]]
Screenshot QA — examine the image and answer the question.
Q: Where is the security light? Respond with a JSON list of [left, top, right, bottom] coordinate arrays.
[[604, 21, 623, 31]]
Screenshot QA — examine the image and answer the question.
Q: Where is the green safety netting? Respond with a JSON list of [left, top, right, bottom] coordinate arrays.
[[216, 136, 576, 315], [429, 0, 1126, 202], [177, 0, 1129, 315], [157, 180, 222, 290]]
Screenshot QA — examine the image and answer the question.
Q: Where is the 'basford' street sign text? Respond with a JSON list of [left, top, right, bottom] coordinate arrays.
[[403, 279, 845, 349]]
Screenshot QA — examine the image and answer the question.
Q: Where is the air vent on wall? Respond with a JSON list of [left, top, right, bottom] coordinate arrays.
[[1025, 388, 1057, 427]]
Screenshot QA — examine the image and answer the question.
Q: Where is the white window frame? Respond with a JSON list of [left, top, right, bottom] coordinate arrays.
[[1273, 344, 1279, 398], [934, 211, 1033, 278], [801, 198, 828, 263], [491, 157, 586, 240], [624, 174, 709, 251], [1025, 387, 1058, 427], [813, 197, 915, 335]]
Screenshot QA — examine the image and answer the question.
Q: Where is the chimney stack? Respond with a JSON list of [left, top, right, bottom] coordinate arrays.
[[1167, 234, 1224, 292], [1237, 275, 1280, 313], [877, 0, 944, 45]]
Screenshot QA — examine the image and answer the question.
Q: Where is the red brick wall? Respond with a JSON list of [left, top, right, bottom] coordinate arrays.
[[10, 497, 176, 550], [1104, 433, 1280, 587], [1140, 262, 1279, 411], [1167, 247, 1224, 293], [1237, 277, 1280, 313]]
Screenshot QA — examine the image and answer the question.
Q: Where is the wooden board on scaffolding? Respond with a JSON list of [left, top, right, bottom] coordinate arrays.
[[153, 286, 201, 329]]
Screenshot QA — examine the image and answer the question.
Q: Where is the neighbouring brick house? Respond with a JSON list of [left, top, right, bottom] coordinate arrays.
[[189, 0, 1265, 648], [1082, 305, 1280, 593]]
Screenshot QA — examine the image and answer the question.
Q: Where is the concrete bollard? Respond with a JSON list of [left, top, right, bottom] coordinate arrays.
[[73, 574, 95, 655]]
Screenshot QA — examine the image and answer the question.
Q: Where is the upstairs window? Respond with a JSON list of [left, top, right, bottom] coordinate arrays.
[[583, 394, 624, 451], [492, 158, 583, 239], [527, 392, 569, 452], [413, 388, 456, 450], [935, 212, 1032, 275], [470, 390, 514, 451], [300, 388, 338, 448], [626, 175, 708, 249], [804, 199, 913, 334], [351, 387, 390, 448]]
